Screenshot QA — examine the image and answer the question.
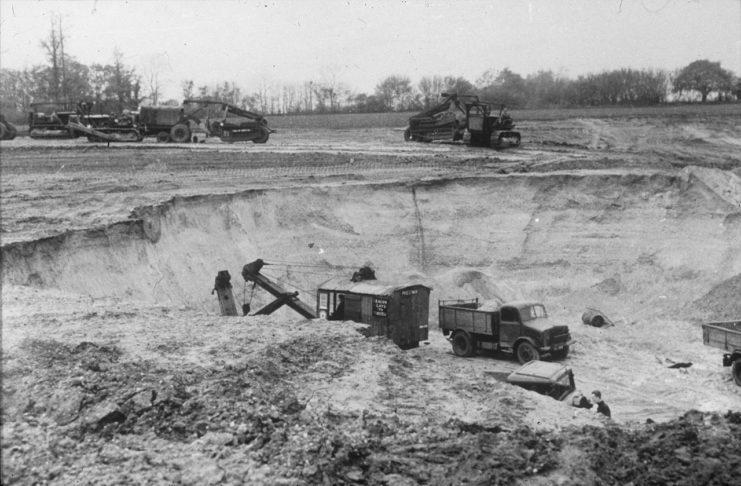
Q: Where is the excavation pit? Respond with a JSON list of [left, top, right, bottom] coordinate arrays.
[[2, 124, 741, 484]]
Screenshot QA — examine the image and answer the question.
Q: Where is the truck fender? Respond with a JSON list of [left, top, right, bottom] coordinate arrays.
[[513, 337, 538, 351]]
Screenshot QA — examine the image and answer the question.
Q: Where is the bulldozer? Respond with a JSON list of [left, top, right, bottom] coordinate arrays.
[[404, 93, 520, 149]]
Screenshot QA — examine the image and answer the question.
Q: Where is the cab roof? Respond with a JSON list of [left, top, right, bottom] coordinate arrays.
[[507, 360, 571, 385], [318, 277, 431, 297]]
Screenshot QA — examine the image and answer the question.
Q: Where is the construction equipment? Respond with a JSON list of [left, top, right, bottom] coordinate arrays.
[[240, 259, 316, 319], [184, 99, 273, 143], [0, 114, 17, 140], [404, 93, 521, 149], [27, 101, 143, 142], [439, 298, 572, 363], [212, 270, 239, 316], [138, 100, 273, 143], [73, 102, 143, 142], [27, 102, 79, 138]]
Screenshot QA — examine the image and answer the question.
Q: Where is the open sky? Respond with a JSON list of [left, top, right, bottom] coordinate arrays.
[[1, 0, 739, 100]]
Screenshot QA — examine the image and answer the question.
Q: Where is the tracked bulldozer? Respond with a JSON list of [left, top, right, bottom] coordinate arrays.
[[404, 93, 520, 149]]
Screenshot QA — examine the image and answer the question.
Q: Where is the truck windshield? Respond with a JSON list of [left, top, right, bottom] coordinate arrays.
[[521, 305, 547, 321]]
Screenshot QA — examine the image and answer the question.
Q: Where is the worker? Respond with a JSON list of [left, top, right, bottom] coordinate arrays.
[[329, 295, 345, 320], [591, 390, 611, 418]]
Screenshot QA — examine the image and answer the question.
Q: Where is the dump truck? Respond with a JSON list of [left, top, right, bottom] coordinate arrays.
[[702, 320, 741, 386], [404, 93, 520, 149], [439, 298, 572, 363]]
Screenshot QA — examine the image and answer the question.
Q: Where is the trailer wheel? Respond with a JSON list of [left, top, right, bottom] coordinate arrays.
[[170, 124, 190, 143], [516, 341, 540, 364], [156, 131, 170, 143], [452, 332, 474, 357], [733, 360, 741, 386], [252, 126, 270, 144]]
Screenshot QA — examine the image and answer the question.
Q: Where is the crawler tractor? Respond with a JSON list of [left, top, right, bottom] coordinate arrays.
[[28, 101, 142, 142], [404, 93, 520, 149], [28, 102, 79, 138]]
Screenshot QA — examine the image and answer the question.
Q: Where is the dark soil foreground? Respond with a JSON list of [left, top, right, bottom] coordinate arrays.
[[2, 316, 740, 486]]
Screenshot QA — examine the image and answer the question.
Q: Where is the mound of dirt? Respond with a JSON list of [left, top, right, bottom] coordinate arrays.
[[691, 273, 741, 321]]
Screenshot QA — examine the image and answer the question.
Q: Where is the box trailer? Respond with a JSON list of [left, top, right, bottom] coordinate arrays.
[[317, 278, 431, 349]]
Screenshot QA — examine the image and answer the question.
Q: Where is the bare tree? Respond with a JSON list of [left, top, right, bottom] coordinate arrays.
[[41, 17, 63, 101], [181, 80, 194, 100], [143, 53, 169, 105]]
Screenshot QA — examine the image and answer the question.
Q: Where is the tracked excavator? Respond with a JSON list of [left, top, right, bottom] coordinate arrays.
[[404, 93, 520, 149]]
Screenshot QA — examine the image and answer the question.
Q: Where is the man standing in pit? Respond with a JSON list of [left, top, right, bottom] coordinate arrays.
[[591, 390, 611, 418]]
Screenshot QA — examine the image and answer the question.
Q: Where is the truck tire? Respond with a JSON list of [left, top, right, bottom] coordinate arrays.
[[452, 332, 474, 357], [733, 360, 741, 386], [252, 125, 269, 144], [551, 345, 569, 360], [156, 131, 171, 143], [516, 341, 540, 364], [404, 127, 412, 141], [170, 124, 190, 143]]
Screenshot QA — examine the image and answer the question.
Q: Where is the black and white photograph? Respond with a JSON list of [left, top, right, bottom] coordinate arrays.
[[1, 0, 740, 484]]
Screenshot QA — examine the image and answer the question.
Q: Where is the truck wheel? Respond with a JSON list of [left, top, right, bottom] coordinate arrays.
[[452, 332, 473, 357], [516, 342, 540, 364], [551, 345, 569, 360], [252, 126, 269, 144], [156, 131, 171, 143], [733, 360, 741, 386], [404, 127, 412, 141], [170, 124, 190, 143]]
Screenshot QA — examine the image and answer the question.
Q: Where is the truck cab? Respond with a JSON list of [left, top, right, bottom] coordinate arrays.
[[439, 298, 572, 363]]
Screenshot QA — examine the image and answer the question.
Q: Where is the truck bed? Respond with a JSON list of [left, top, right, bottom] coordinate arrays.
[[702, 320, 741, 352]]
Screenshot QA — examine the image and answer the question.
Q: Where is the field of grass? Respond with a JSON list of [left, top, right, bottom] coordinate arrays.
[[269, 102, 741, 130]]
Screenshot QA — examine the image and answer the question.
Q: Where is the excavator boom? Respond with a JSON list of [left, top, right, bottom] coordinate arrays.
[[241, 259, 316, 319]]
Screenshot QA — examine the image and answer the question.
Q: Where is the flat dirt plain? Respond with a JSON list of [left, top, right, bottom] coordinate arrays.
[[2, 106, 741, 485]]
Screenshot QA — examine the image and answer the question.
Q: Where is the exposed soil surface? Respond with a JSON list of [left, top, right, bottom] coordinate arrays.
[[2, 110, 741, 484]]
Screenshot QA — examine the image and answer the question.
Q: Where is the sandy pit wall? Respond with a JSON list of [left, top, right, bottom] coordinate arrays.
[[2, 170, 740, 324]]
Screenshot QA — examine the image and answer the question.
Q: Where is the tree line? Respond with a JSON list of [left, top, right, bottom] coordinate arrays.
[[1, 21, 739, 123]]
